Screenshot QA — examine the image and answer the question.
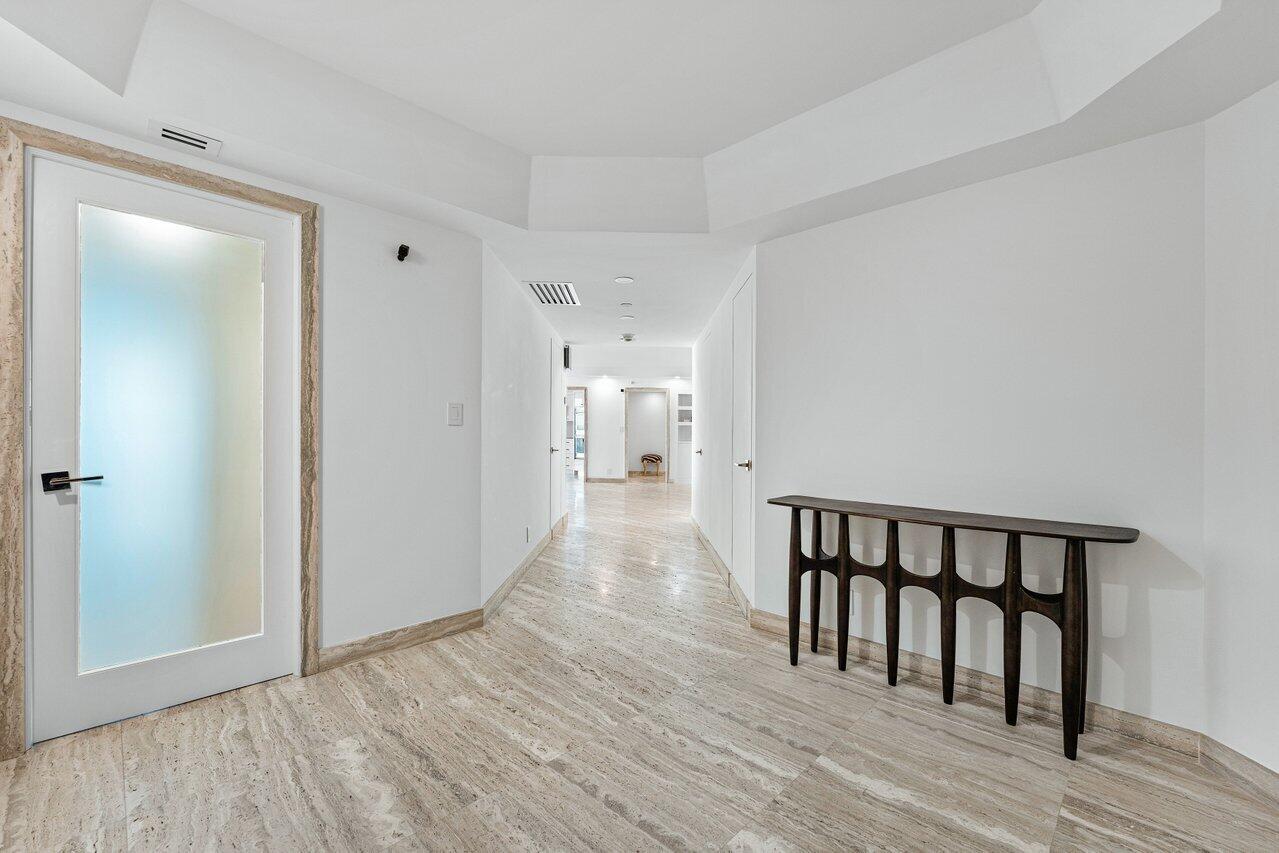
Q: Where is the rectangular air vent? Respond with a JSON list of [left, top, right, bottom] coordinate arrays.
[[147, 120, 223, 157], [526, 281, 580, 306]]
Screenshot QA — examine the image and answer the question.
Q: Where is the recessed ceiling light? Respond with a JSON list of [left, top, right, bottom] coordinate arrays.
[[614, 276, 634, 284], [620, 314, 635, 320], [620, 302, 633, 308]]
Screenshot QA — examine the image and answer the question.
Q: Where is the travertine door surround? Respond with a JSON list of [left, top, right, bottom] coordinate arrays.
[[0, 117, 320, 760]]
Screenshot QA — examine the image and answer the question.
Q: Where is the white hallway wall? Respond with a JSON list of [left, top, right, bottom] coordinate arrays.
[[743, 126, 1208, 734], [320, 200, 481, 646], [2, 98, 558, 650], [1203, 78, 1279, 772], [625, 391, 668, 473], [568, 345, 691, 378], [480, 247, 565, 602]]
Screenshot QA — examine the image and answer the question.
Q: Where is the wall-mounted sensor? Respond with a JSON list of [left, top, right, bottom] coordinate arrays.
[[397, 244, 410, 262]]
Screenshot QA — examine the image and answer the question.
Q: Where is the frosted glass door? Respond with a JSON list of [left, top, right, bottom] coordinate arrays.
[[78, 204, 264, 672], [30, 155, 297, 744]]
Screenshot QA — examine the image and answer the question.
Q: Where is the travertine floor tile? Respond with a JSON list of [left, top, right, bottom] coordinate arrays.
[[442, 765, 664, 852], [0, 724, 125, 852], [731, 696, 1072, 851], [1051, 732, 1279, 851]]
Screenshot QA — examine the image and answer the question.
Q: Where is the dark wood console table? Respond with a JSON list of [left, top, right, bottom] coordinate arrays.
[[767, 495, 1139, 759]]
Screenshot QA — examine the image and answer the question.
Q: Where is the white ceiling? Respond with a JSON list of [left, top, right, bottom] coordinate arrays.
[[181, 0, 1037, 156], [486, 230, 750, 345]]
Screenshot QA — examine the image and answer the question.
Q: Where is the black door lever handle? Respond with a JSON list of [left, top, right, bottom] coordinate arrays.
[[41, 471, 104, 493]]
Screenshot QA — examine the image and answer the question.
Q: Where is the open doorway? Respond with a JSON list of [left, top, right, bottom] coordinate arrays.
[[624, 388, 670, 483], [567, 386, 587, 483]]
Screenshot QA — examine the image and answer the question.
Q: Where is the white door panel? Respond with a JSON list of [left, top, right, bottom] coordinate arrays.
[[731, 275, 755, 601], [28, 154, 298, 742]]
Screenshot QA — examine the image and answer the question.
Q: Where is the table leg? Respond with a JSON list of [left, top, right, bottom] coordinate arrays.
[[1079, 549, 1089, 734], [940, 526, 956, 704], [789, 507, 802, 666], [885, 520, 900, 686], [810, 511, 823, 652], [1061, 538, 1085, 759], [837, 514, 850, 671], [1003, 533, 1022, 726]]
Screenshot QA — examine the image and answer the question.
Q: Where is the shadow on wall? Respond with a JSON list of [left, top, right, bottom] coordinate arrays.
[[810, 516, 1202, 718]]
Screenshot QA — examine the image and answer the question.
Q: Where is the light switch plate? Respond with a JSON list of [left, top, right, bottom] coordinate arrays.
[[447, 402, 464, 426]]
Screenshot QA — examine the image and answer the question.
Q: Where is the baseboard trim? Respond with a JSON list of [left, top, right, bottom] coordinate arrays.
[[314, 608, 484, 672], [1200, 734, 1279, 806], [313, 515, 563, 674], [691, 518, 750, 620], [585, 476, 626, 484], [748, 607, 1203, 758], [484, 526, 554, 622]]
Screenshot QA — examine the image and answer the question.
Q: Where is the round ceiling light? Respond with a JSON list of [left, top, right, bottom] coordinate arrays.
[[620, 302, 633, 308], [614, 276, 634, 284], [620, 314, 635, 320]]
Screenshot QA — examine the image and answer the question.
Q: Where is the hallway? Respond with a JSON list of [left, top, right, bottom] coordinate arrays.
[[2, 481, 1276, 850]]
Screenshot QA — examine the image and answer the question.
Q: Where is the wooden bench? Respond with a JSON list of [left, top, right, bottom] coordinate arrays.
[[767, 495, 1139, 759]]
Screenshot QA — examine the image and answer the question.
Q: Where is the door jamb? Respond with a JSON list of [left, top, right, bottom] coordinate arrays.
[[568, 385, 588, 477], [0, 117, 321, 759]]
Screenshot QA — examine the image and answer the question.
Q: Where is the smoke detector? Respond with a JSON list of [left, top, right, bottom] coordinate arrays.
[[621, 333, 635, 342]]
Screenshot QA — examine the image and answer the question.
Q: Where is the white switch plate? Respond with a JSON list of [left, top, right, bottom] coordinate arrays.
[[447, 402, 464, 426]]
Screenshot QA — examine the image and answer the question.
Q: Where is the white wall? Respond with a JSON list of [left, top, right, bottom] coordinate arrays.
[[692, 251, 754, 580], [320, 201, 482, 646], [568, 345, 691, 378], [567, 374, 691, 482], [1204, 78, 1279, 771], [625, 391, 669, 472], [481, 246, 565, 602], [751, 127, 1208, 732]]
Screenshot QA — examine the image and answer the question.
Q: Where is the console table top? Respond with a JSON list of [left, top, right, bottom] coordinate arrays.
[[767, 495, 1139, 543]]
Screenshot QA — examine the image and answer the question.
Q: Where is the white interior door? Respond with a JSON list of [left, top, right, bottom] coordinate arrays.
[[27, 153, 298, 743], [731, 275, 755, 600]]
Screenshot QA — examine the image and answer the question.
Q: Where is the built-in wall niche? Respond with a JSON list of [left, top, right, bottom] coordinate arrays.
[[677, 393, 692, 442]]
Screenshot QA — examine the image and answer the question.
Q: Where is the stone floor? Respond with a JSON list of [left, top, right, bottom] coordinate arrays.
[[1, 477, 1276, 850]]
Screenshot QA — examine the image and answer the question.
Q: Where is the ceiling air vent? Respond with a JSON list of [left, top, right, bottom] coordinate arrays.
[[526, 281, 580, 306], [147, 120, 223, 157]]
